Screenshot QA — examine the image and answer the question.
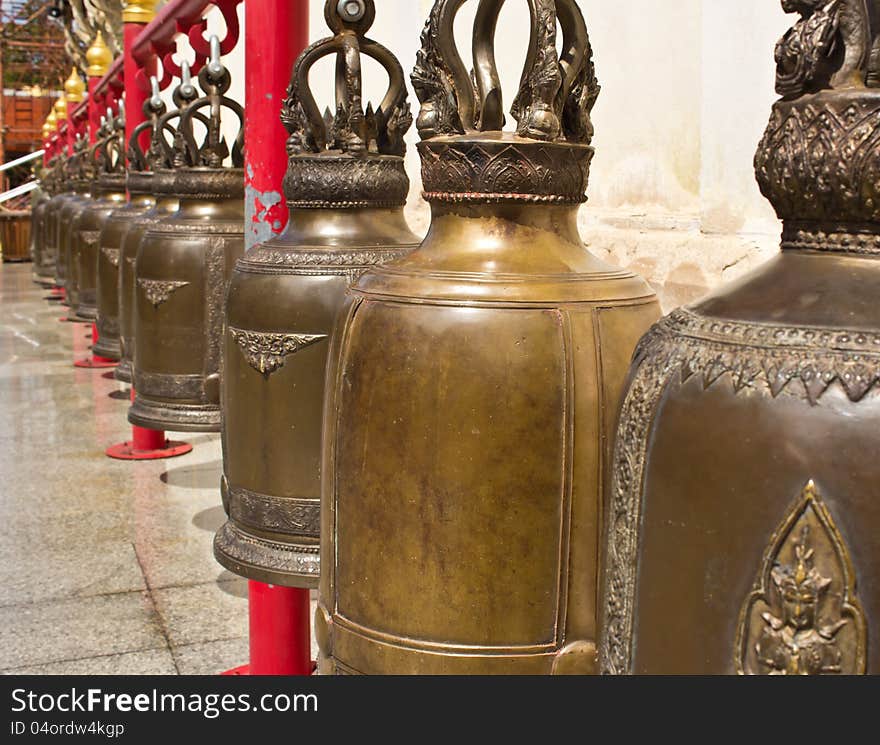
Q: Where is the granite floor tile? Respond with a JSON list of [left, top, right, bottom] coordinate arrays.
[[0, 591, 167, 669], [0, 539, 146, 607], [171, 638, 249, 675], [0, 265, 247, 674], [2, 648, 177, 675], [152, 580, 249, 647]]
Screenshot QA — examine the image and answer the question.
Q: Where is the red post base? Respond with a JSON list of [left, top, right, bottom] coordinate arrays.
[[74, 356, 118, 369], [105, 390, 193, 461], [105, 438, 193, 461], [222, 582, 313, 676], [75, 324, 118, 368]]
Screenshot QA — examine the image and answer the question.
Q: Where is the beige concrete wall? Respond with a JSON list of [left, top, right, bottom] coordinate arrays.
[[220, 1, 793, 312]]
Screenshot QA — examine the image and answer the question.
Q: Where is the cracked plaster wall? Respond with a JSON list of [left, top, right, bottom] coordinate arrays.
[[215, 1, 794, 312]]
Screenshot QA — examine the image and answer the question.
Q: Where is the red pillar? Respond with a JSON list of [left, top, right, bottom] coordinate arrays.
[[227, 0, 312, 677], [87, 82, 101, 144], [244, 0, 309, 248], [105, 2, 192, 461]]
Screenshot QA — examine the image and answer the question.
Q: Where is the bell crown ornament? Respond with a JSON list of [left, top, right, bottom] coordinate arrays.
[[281, 0, 412, 208], [139, 66, 202, 172], [96, 105, 126, 175], [413, 0, 599, 205], [757, 0, 880, 229], [175, 37, 245, 170], [127, 76, 169, 173], [96, 104, 127, 194]]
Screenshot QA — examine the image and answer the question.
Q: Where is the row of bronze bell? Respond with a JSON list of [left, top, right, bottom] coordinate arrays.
[[32, 0, 879, 675]]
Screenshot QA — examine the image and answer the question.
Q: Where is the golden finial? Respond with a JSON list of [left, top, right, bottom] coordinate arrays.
[[45, 109, 58, 133], [122, 0, 158, 24], [54, 94, 68, 121], [86, 32, 113, 78], [64, 67, 86, 101]]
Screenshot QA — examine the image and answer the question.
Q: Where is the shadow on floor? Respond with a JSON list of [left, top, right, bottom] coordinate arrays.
[[192, 505, 226, 533], [161, 460, 222, 490], [217, 572, 248, 598]]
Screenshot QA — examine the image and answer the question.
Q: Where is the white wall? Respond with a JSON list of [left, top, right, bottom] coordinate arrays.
[[212, 1, 795, 309]]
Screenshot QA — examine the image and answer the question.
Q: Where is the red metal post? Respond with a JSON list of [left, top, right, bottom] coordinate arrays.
[[224, 0, 313, 677], [87, 84, 101, 144], [247, 582, 313, 675], [244, 0, 308, 248]]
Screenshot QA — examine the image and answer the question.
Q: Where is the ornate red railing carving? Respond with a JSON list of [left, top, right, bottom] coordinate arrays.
[[130, 0, 243, 92]]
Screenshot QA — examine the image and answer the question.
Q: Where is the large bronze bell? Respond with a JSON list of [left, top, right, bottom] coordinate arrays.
[[71, 110, 127, 325], [61, 135, 99, 321], [115, 76, 190, 385], [43, 154, 75, 290], [130, 45, 245, 432], [54, 138, 93, 306], [600, 1, 880, 676], [31, 165, 55, 286], [214, 0, 419, 589], [316, 0, 660, 675], [95, 94, 164, 363]]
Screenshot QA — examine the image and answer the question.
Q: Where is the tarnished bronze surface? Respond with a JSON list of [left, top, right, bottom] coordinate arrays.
[[95, 92, 167, 362], [600, 1, 880, 675], [116, 173, 178, 385], [43, 160, 76, 289], [30, 185, 52, 284], [61, 142, 96, 321], [130, 52, 245, 432], [95, 189, 154, 360], [74, 110, 127, 324], [214, 0, 418, 590], [115, 79, 184, 384], [52, 140, 92, 302], [317, 0, 659, 675]]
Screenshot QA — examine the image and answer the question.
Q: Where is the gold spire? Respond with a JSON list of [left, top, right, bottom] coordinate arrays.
[[45, 109, 58, 133], [53, 94, 67, 121], [86, 32, 113, 78], [64, 67, 86, 101], [122, 0, 158, 24]]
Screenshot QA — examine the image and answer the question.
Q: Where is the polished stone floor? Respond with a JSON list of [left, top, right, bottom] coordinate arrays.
[[0, 263, 252, 674]]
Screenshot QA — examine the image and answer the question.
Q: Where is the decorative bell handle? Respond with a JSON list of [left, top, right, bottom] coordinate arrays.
[[128, 76, 167, 172], [177, 35, 245, 168], [413, 0, 595, 142], [283, 0, 410, 156]]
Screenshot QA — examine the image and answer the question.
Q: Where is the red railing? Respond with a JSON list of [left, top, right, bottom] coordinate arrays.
[[130, 0, 243, 92]]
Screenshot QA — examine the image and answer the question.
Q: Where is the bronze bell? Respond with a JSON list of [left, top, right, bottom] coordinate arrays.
[[63, 134, 101, 321], [214, 0, 419, 589], [600, 1, 880, 676], [31, 163, 55, 286], [115, 75, 190, 385], [95, 93, 164, 364], [45, 153, 77, 293], [316, 0, 660, 675], [54, 138, 93, 307], [71, 110, 127, 325], [130, 43, 245, 432], [41, 155, 71, 288]]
